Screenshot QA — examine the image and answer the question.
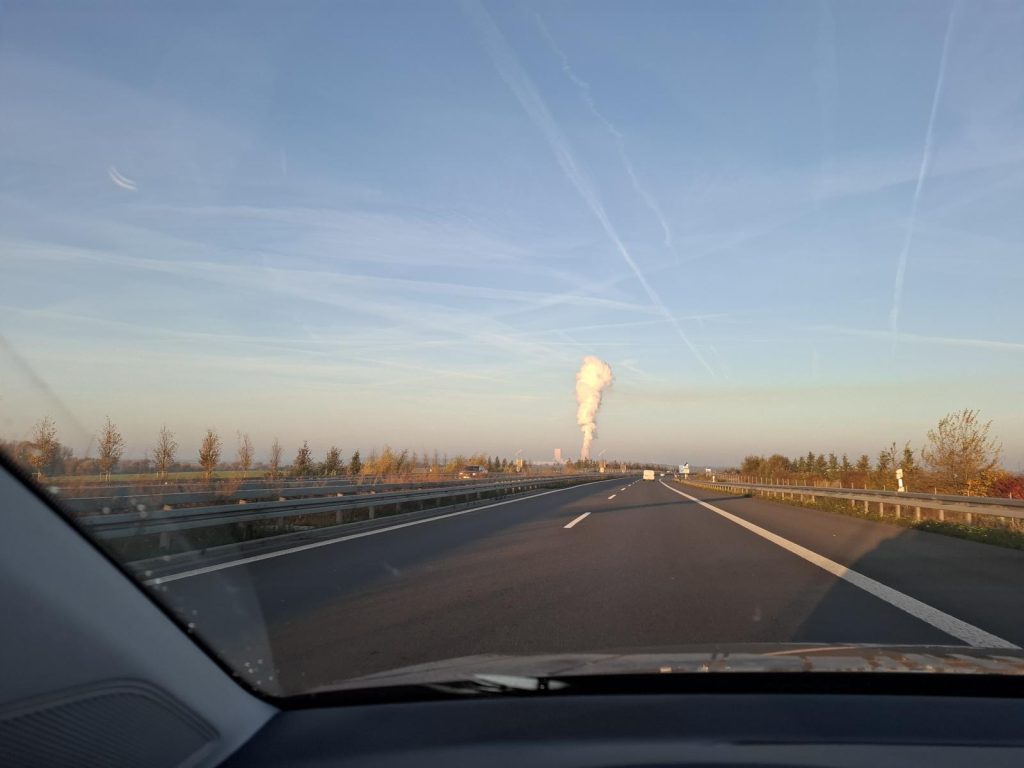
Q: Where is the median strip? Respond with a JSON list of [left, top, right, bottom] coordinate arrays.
[[659, 481, 1018, 650]]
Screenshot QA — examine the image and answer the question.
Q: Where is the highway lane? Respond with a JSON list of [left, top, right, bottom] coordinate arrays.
[[155, 476, 1024, 695], [670, 480, 1024, 651]]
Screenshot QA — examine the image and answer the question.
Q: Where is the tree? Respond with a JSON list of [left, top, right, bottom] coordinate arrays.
[[98, 417, 125, 481], [875, 443, 896, 489], [57, 444, 73, 476], [236, 432, 254, 473], [840, 453, 852, 472], [765, 454, 791, 477], [321, 446, 342, 476], [374, 445, 398, 477], [813, 453, 828, 476], [349, 449, 362, 477], [292, 441, 314, 477], [363, 449, 379, 477], [741, 455, 763, 475], [198, 428, 222, 481], [826, 452, 839, 478], [29, 416, 59, 478], [922, 408, 1001, 495], [900, 442, 918, 474], [394, 448, 410, 476], [153, 425, 177, 479], [855, 454, 871, 475], [269, 438, 283, 479], [876, 445, 893, 474]]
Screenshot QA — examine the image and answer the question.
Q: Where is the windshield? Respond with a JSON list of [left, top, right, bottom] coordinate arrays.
[[3, 0, 1024, 698]]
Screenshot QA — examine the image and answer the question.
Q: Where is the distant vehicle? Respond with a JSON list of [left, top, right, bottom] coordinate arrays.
[[458, 465, 488, 479], [642, 469, 655, 481]]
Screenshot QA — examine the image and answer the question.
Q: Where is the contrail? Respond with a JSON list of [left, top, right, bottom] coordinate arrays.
[[889, 5, 955, 349], [536, 14, 675, 250], [463, 1, 716, 378]]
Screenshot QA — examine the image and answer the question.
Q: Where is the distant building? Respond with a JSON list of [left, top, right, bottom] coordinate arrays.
[[554, 448, 562, 462]]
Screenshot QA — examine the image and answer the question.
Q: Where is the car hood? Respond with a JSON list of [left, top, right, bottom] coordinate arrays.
[[317, 644, 1024, 693]]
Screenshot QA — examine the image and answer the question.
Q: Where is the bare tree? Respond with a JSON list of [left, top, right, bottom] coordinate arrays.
[[198, 428, 222, 481], [236, 431, 254, 474], [269, 438, 283, 479], [29, 416, 59, 478], [97, 417, 125, 481], [922, 408, 1001, 495], [153, 425, 177, 479]]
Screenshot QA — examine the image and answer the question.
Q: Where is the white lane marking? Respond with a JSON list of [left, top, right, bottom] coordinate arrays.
[[608, 494, 617, 500], [564, 512, 591, 529], [619, 488, 627, 491], [658, 481, 1019, 649], [147, 481, 617, 585]]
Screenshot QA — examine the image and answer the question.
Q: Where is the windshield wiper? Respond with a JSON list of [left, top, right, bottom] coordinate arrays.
[[425, 674, 570, 696]]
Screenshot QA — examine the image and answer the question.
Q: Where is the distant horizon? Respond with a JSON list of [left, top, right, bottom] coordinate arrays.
[[3, 406, 1019, 474]]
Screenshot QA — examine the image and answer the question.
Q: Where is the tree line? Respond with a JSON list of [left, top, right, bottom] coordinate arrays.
[[0, 418, 534, 482], [735, 408, 1017, 497]]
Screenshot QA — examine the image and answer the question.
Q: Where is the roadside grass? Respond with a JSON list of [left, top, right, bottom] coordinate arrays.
[[677, 480, 1024, 552]]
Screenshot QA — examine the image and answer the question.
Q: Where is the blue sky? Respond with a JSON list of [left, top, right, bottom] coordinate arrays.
[[2, 0, 1023, 467]]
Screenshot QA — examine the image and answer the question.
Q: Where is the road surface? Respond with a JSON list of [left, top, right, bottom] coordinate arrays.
[[155, 477, 1024, 695]]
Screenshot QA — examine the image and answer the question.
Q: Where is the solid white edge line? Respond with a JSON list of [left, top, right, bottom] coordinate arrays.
[[564, 512, 591, 529], [146, 480, 618, 585], [658, 481, 1019, 650]]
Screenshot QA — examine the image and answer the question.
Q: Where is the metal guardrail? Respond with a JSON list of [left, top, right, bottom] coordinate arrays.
[[78, 474, 618, 540], [682, 479, 1024, 523], [60, 475, 567, 514]]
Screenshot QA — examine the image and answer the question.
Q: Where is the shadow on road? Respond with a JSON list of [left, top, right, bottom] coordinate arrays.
[[680, 487, 1024, 649]]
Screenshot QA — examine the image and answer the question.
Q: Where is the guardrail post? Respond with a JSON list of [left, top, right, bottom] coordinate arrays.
[[915, 506, 921, 521], [965, 512, 972, 525], [938, 509, 944, 522], [863, 500, 869, 513], [895, 504, 901, 519]]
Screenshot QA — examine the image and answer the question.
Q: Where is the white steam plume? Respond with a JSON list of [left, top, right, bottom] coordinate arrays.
[[575, 355, 613, 460]]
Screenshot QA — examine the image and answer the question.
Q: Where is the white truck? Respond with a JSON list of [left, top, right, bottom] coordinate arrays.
[[642, 469, 655, 481]]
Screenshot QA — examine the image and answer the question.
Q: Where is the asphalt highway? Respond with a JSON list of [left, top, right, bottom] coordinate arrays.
[[155, 476, 1024, 695]]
